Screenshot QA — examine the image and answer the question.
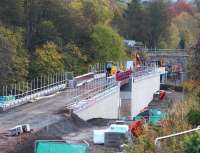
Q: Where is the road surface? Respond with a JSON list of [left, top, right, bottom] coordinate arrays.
[[0, 77, 109, 132]]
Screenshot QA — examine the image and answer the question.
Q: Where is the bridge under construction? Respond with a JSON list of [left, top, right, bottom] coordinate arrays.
[[0, 63, 165, 132], [0, 49, 189, 153]]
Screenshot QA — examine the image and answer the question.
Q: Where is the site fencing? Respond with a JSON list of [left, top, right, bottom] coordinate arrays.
[[0, 63, 160, 111], [0, 62, 119, 111], [0, 72, 73, 109], [0, 72, 118, 111]]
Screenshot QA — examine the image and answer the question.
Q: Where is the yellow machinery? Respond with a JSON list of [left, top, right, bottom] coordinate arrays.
[[106, 61, 118, 76], [111, 65, 117, 75]]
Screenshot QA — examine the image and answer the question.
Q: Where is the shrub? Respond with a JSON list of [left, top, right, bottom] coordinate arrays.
[[183, 132, 200, 153], [187, 109, 200, 127]]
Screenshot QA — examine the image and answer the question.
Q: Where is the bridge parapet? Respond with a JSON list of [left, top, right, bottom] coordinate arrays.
[[133, 66, 162, 78], [0, 74, 117, 112], [143, 49, 189, 57], [71, 85, 120, 120]]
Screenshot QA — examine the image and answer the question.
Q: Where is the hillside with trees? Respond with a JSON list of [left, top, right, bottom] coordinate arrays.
[[1, 0, 200, 152], [0, 0, 200, 88]]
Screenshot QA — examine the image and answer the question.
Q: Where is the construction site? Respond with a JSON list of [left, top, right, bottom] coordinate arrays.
[[0, 49, 188, 153]]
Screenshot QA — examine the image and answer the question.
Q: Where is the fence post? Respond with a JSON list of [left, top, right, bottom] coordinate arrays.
[[5, 85, 7, 96], [14, 84, 16, 97], [3, 86, 4, 96], [47, 74, 49, 90], [27, 82, 29, 97], [56, 73, 58, 86], [30, 81, 32, 97], [22, 82, 25, 97], [18, 83, 20, 98], [40, 75, 42, 90], [37, 77, 39, 93]]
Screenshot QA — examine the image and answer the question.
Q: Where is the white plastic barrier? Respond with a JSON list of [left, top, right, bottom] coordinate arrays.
[[93, 129, 109, 144], [93, 124, 129, 144]]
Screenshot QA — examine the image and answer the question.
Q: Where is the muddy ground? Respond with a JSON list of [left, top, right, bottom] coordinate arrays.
[[0, 90, 184, 153], [0, 114, 119, 153]]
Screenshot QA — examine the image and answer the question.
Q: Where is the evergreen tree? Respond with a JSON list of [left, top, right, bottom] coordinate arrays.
[[147, 0, 170, 48], [179, 32, 185, 49], [124, 0, 149, 43]]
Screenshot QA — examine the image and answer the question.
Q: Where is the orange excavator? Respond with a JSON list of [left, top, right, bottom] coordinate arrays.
[[132, 51, 142, 70]]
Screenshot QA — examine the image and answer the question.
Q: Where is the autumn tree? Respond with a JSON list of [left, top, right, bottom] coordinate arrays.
[[35, 20, 62, 47], [30, 42, 64, 78], [90, 24, 126, 62], [165, 23, 180, 49], [82, 0, 114, 25], [170, 0, 196, 16], [24, 0, 67, 52], [188, 37, 200, 81], [63, 42, 88, 75], [0, 26, 28, 86], [172, 12, 200, 48]]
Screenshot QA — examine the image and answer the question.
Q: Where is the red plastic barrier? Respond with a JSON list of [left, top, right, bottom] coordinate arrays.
[[116, 70, 132, 81], [159, 90, 166, 101], [129, 121, 142, 137]]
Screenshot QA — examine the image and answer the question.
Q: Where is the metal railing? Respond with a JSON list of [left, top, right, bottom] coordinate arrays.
[[0, 72, 73, 97], [142, 49, 189, 57], [155, 126, 200, 145], [0, 64, 160, 111], [143, 48, 188, 52], [0, 73, 117, 111], [66, 78, 118, 113], [155, 126, 200, 153]]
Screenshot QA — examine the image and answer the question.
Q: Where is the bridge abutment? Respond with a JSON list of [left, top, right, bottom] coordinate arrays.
[[131, 73, 160, 117], [75, 85, 121, 121]]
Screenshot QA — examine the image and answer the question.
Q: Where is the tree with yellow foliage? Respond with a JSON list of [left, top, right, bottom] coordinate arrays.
[[172, 12, 200, 48], [30, 42, 64, 78]]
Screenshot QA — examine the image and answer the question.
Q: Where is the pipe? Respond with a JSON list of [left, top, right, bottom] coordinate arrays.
[[155, 126, 200, 145]]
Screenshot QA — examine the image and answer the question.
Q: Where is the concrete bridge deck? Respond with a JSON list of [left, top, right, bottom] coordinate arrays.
[[0, 67, 163, 133], [0, 77, 113, 132]]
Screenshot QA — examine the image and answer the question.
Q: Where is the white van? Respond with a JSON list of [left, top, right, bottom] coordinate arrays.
[[9, 124, 31, 136]]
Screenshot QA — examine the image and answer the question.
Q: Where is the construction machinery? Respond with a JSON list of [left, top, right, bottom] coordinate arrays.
[[133, 108, 166, 126], [106, 61, 118, 77]]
